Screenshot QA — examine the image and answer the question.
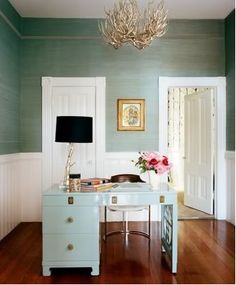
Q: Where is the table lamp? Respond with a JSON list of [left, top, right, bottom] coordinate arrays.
[[55, 116, 93, 189]]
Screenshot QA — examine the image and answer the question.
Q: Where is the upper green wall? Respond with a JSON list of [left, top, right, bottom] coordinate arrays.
[[225, 10, 235, 151], [0, 1, 234, 154], [0, 0, 21, 32], [19, 18, 225, 152], [0, 1, 20, 154]]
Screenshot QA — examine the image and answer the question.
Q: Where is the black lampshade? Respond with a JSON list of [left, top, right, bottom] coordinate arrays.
[[55, 116, 93, 143]]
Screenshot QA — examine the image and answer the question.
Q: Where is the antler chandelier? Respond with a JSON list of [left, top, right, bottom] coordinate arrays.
[[99, 0, 168, 50]]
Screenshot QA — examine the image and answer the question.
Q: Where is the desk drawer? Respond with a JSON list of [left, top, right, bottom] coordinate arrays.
[[43, 234, 99, 261], [43, 206, 99, 234], [43, 194, 99, 206], [103, 192, 176, 205]]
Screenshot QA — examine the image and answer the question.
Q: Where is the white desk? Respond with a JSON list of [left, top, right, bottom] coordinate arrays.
[[42, 183, 178, 276]]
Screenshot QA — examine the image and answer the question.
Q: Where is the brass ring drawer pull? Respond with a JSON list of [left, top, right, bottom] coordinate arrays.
[[67, 244, 74, 251], [112, 196, 117, 204], [67, 217, 74, 223], [160, 195, 165, 203]]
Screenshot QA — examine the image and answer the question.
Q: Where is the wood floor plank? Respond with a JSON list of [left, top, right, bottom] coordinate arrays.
[[0, 220, 234, 284]]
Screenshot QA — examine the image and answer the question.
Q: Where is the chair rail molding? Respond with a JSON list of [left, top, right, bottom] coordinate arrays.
[[159, 77, 226, 220]]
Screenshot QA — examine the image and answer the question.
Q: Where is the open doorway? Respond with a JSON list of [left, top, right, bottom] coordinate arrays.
[[159, 77, 227, 221], [167, 87, 214, 219]]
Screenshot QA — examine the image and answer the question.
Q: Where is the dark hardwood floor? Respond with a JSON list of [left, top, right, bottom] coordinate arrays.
[[0, 221, 234, 284]]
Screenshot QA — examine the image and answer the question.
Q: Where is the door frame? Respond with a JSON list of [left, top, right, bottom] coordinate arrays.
[[42, 77, 106, 191], [159, 77, 226, 220]]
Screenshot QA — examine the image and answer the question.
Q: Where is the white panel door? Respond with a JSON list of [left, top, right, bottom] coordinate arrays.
[[51, 86, 96, 183], [42, 77, 106, 191], [184, 89, 214, 214]]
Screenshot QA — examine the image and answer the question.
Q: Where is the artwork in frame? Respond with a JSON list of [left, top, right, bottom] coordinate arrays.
[[117, 99, 145, 131]]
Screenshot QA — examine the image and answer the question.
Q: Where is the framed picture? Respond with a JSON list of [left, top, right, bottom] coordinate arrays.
[[117, 99, 145, 131]]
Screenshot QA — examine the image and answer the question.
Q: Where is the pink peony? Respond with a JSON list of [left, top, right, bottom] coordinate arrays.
[[162, 156, 169, 166], [149, 158, 159, 166], [134, 151, 172, 175]]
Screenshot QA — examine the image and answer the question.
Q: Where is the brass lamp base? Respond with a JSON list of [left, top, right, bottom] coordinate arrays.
[[63, 143, 74, 189]]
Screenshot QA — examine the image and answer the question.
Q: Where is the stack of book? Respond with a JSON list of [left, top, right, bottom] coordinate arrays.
[[80, 177, 114, 192]]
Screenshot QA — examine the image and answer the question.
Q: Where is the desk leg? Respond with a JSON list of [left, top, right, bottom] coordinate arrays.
[[172, 202, 178, 273], [91, 264, 100, 276], [42, 266, 51, 276], [161, 203, 178, 273]]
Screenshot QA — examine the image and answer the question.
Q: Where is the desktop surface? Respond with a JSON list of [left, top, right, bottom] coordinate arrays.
[[44, 182, 176, 195]]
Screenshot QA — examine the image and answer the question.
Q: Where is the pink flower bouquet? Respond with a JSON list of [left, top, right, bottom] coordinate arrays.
[[134, 151, 172, 175]]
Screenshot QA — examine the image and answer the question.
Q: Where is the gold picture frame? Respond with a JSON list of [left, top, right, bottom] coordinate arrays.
[[117, 99, 145, 131]]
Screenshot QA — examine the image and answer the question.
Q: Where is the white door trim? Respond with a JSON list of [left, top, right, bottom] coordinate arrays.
[[159, 77, 226, 220], [42, 77, 106, 191]]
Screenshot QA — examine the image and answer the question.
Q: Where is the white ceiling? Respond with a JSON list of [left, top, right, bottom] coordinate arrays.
[[8, 0, 235, 19]]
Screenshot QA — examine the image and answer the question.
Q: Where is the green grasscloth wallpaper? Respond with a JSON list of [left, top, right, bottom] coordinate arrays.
[[0, 0, 20, 154], [225, 10, 235, 151], [0, 0, 235, 153], [20, 19, 225, 152]]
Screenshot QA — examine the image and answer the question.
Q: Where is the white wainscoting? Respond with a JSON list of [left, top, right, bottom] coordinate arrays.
[[19, 153, 42, 222], [0, 153, 42, 240], [0, 154, 21, 240], [21, 152, 158, 223], [225, 151, 235, 225], [1, 150, 235, 240], [103, 152, 140, 178], [19, 151, 233, 223]]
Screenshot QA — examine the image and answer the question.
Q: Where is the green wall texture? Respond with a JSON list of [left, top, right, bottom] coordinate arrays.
[[19, 19, 225, 152], [225, 10, 235, 151], [0, 1, 234, 154], [0, 0, 21, 32], [0, 0, 20, 154]]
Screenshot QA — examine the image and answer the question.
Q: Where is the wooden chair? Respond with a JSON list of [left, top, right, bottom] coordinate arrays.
[[104, 174, 151, 240]]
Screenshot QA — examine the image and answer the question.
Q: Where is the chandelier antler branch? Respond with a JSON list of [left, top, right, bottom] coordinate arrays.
[[99, 0, 168, 49]]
